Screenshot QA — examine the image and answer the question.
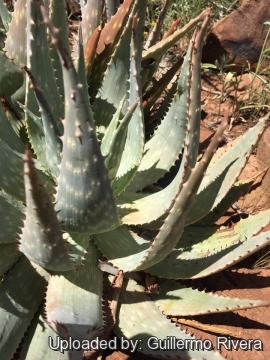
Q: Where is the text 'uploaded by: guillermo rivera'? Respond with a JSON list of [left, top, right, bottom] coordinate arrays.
[[48, 335, 263, 354]]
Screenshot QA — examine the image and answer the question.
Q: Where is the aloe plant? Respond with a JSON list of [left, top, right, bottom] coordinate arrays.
[[0, 1, 270, 359]]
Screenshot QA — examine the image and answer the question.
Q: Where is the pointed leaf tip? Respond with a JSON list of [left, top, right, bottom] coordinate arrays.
[[19, 149, 74, 271]]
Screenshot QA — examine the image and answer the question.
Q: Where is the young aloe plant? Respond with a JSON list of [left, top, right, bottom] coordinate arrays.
[[0, 1, 270, 360]]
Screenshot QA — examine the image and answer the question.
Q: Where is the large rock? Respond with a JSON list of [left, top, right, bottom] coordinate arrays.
[[202, 0, 270, 71]]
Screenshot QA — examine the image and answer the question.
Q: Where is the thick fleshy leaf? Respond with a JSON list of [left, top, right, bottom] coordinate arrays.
[[115, 278, 225, 359], [89, 0, 135, 99], [117, 15, 210, 223], [0, 102, 24, 153], [163, 16, 182, 39], [41, 8, 120, 233], [1, 0, 26, 120], [105, 0, 120, 20], [112, 13, 145, 195], [84, 25, 101, 82], [168, 225, 242, 260], [100, 95, 126, 156], [145, 0, 171, 49], [4, 0, 27, 67], [49, 0, 69, 49], [0, 257, 46, 359], [143, 8, 211, 61], [132, 112, 227, 270], [0, 0, 11, 32], [0, 135, 54, 202], [102, 100, 138, 181], [25, 67, 62, 178], [152, 280, 270, 316], [93, 225, 149, 272], [25, 0, 63, 172], [195, 179, 253, 226], [26, 0, 63, 122], [81, 0, 104, 46], [95, 115, 228, 271], [49, 0, 70, 102], [0, 243, 22, 276], [186, 118, 268, 224], [126, 51, 190, 192], [19, 149, 73, 271], [147, 211, 270, 279], [74, 25, 91, 109], [18, 313, 68, 360], [65, 232, 90, 267], [0, 191, 24, 244], [93, 3, 133, 134], [96, 207, 270, 277], [142, 57, 183, 117], [45, 241, 103, 360], [0, 51, 24, 119]]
